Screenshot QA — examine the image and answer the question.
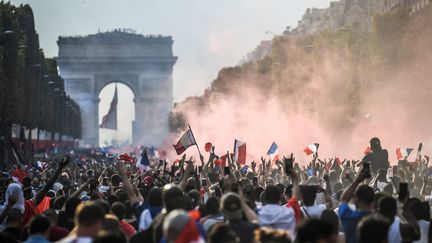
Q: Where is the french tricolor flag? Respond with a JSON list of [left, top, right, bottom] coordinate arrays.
[[396, 148, 413, 160], [304, 143, 319, 156], [234, 139, 247, 165], [267, 142, 279, 162]]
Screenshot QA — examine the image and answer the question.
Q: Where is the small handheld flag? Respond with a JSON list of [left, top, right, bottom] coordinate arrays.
[[304, 143, 319, 156], [173, 128, 197, 155], [267, 142, 279, 162], [364, 147, 372, 155], [396, 148, 413, 160], [140, 149, 150, 167], [234, 139, 247, 165]]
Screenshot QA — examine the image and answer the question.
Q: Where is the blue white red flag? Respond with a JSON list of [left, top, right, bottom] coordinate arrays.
[[396, 148, 413, 160], [234, 139, 247, 165], [267, 142, 279, 162], [304, 143, 319, 156]]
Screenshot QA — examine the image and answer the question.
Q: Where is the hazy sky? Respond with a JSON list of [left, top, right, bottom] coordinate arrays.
[[10, 0, 331, 144]]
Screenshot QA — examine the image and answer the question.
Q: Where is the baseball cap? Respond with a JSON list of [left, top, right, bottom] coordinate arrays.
[[221, 192, 243, 220]]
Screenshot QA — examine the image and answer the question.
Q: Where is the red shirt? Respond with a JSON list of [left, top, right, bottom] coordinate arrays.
[[285, 196, 301, 224], [23, 200, 39, 226], [119, 220, 136, 238]]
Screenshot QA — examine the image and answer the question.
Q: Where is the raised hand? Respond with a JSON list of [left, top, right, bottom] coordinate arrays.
[[251, 161, 256, 170], [59, 156, 71, 169], [116, 161, 126, 174]]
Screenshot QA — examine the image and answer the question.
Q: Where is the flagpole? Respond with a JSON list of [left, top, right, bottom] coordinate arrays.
[[188, 124, 203, 159]]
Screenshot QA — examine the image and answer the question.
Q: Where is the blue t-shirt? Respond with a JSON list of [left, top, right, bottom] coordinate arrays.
[[338, 203, 370, 243]]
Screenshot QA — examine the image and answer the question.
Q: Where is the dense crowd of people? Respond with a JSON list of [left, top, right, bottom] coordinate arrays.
[[0, 137, 430, 243]]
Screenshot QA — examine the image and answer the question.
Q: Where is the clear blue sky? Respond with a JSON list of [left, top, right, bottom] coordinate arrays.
[[10, 0, 331, 144]]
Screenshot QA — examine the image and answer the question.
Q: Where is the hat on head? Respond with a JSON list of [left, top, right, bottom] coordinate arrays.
[[221, 192, 243, 220]]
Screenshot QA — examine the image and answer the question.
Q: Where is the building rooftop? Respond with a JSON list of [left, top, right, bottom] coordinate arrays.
[[58, 29, 173, 45]]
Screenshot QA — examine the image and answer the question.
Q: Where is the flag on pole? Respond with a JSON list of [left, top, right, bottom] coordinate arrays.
[[304, 143, 319, 156], [136, 149, 150, 173], [234, 139, 247, 165], [267, 142, 279, 162], [396, 148, 413, 160], [173, 128, 197, 155], [99, 85, 118, 129]]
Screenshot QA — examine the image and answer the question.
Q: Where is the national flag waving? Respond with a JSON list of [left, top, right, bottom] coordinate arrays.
[[396, 148, 413, 160], [267, 142, 279, 162], [304, 143, 319, 156], [234, 139, 247, 165], [173, 128, 197, 155], [137, 148, 150, 173], [99, 85, 118, 130]]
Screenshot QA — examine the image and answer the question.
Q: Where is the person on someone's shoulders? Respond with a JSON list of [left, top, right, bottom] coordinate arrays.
[[362, 137, 389, 173]]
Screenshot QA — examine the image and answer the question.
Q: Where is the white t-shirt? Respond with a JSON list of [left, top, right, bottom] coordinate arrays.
[[415, 219, 430, 243], [388, 217, 402, 243], [301, 204, 326, 218]]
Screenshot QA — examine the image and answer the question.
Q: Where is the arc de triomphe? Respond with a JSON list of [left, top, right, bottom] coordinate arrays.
[[57, 31, 177, 146]]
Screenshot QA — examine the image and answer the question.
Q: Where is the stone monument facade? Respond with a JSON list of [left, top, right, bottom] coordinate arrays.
[[57, 30, 177, 146]]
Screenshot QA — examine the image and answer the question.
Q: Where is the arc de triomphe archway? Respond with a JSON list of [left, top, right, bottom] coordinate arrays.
[[56, 31, 177, 146]]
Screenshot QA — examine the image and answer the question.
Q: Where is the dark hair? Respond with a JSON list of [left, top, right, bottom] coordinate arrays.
[[378, 196, 396, 220], [296, 219, 335, 243], [163, 185, 184, 212], [6, 208, 22, 224], [65, 196, 81, 218], [110, 202, 125, 220], [284, 184, 293, 198], [264, 185, 281, 204], [148, 187, 162, 207], [300, 185, 317, 206], [320, 209, 339, 235], [407, 198, 429, 221], [187, 190, 201, 208], [115, 189, 128, 203], [370, 137, 382, 151], [207, 223, 238, 243], [357, 215, 390, 243], [76, 202, 105, 227], [356, 185, 374, 205], [94, 230, 126, 243], [205, 197, 220, 215], [255, 187, 264, 202], [29, 215, 50, 235]]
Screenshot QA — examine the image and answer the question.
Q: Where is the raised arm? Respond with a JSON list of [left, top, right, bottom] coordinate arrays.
[[178, 160, 194, 192], [116, 161, 140, 204], [34, 156, 70, 205], [340, 170, 367, 203]]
